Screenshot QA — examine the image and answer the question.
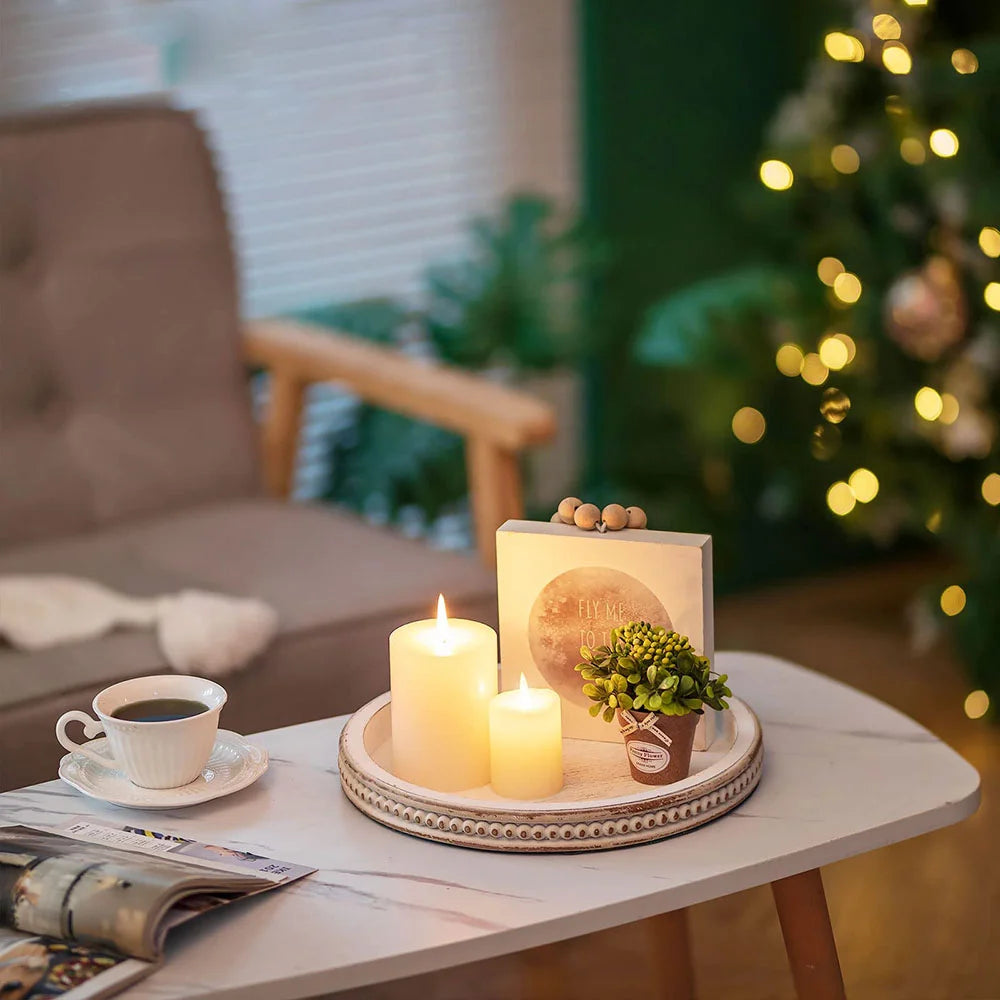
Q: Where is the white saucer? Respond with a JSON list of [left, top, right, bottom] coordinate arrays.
[[58, 729, 269, 809]]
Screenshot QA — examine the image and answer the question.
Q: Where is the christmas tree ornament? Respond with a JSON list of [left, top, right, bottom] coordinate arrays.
[[885, 256, 967, 361], [940, 408, 996, 460], [933, 183, 967, 226], [888, 204, 923, 235], [810, 424, 842, 460], [820, 387, 851, 424]]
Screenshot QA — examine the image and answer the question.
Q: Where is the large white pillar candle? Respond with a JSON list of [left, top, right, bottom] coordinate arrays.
[[389, 595, 498, 792], [489, 675, 563, 799]]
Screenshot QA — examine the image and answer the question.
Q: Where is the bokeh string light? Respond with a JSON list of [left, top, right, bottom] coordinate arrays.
[[964, 690, 990, 720], [826, 481, 856, 516], [940, 585, 967, 617], [951, 48, 979, 74], [929, 128, 959, 157], [848, 468, 879, 503], [824, 31, 865, 62], [817, 257, 845, 286], [801, 353, 830, 385], [818, 335, 849, 370], [832, 271, 862, 303], [914, 386, 943, 421], [775, 343, 804, 376], [939, 393, 960, 425], [982, 473, 1000, 506], [833, 332, 856, 363], [882, 41, 912, 74], [759, 159, 793, 190], [872, 14, 901, 40], [978, 227, 1000, 258], [900, 137, 926, 164], [984, 282, 1000, 311], [731, 406, 766, 444], [831, 144, 860, 174]]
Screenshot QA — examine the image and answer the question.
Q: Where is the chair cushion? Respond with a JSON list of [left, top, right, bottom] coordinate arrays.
[[0, 499, 498, 789], [0, 102, 260, 549]]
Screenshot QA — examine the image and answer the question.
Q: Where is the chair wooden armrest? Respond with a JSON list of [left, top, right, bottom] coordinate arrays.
[[243, 318, 557, 565]]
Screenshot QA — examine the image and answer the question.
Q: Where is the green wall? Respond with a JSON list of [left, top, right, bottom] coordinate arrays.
[[580, 0, 836, 486]]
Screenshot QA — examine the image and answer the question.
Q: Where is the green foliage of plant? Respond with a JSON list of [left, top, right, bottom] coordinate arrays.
[[292, 298, 409, 346], [327, 408, 466, 523], [426, 194, 606, 371], [635, 266, 798, 374], [289, 195, 603, 533], [575, 621, 732, 723], [284, 299, 468, 522]]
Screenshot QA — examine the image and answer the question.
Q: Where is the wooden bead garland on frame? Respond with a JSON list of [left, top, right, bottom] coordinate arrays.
[[550, 497, 648, 533]]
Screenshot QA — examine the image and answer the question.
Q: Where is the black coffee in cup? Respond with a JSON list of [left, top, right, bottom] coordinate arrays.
[[111, 698, 209, 723]]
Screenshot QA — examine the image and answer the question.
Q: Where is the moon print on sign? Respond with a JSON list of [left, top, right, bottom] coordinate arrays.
[[527, 566, 670, 706]]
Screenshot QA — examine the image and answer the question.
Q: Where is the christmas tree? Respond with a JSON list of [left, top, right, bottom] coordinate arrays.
[[634, 0, 999, 720]]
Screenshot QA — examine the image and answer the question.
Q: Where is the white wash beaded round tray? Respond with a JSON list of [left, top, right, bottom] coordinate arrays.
[[339, 694, 762, 852]]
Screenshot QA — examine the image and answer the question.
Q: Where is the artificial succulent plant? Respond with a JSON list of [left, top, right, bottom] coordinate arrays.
[[575, 621, 732, 723]]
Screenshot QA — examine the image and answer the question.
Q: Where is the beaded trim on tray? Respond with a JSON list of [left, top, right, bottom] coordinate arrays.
[[337, 740, 763, 852]]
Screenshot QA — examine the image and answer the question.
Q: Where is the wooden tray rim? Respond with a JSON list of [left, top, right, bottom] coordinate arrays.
[[339, 693, 763, 853]]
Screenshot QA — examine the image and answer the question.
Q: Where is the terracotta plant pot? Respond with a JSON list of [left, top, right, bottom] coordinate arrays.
[[616, 708, 699, 786]]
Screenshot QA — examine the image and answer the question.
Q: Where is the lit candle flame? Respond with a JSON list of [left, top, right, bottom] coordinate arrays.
[[435, 594, 450, 649], [517, 672, 532, 707]]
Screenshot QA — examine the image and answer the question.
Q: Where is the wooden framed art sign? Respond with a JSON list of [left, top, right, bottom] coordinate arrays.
[[496, 520, 715, 745]]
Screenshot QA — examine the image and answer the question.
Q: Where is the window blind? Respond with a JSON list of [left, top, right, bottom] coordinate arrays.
[[2, 0, 576, 501]]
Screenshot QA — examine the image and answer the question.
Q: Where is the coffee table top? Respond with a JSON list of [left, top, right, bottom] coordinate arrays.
[[0, 652, 979, 1000]]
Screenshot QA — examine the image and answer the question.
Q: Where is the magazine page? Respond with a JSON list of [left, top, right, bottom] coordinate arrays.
[[0, 825, 256, 959], [0, 819, 314, 999], [0, 928, 149, 1000], [48, 820, 313, 885]]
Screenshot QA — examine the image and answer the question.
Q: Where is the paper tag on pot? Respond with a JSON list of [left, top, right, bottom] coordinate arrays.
[[626, 741, 670, 774]]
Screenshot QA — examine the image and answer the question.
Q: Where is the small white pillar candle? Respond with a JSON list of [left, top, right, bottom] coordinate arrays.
[[489, 675, 563, 799], [389, 595, 498, 792]]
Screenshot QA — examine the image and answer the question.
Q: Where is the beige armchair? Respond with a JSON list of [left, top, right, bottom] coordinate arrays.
[[244, 318, 554, 565], [0, 100, 554, 790]]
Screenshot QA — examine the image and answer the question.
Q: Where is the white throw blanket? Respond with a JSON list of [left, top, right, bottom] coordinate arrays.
[[0, 575, 278, 677]]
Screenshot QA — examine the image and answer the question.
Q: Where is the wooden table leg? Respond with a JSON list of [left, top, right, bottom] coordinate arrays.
[[771, 868, 846, 1000], [645, 908, 695, 1000]]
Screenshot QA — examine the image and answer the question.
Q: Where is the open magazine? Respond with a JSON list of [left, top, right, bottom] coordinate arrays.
[[0, 818, 314, 999]]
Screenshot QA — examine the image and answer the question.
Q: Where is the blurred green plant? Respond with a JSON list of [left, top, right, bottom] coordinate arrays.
[[288, 298, 465, 526], [291, 194, 603, 531], [426, 194, 604, 370]]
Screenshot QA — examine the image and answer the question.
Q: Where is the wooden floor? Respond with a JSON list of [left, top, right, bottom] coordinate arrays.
[[342, 558, 997, 999]]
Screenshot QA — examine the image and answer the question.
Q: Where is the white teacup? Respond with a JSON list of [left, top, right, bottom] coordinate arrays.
[[56, 675, 227, 788]]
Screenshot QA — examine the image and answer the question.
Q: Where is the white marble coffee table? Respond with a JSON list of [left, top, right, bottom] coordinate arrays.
[[0, 653, 979, 1000]]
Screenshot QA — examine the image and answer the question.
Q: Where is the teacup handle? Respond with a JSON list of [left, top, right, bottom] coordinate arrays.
[[56, 711, 110, 766]]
